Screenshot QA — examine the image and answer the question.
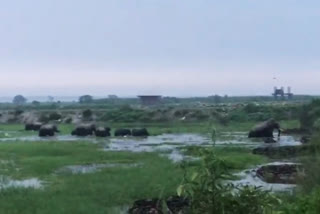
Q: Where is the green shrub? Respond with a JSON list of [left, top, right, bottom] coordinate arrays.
[[82, 109, 93, 120], [49, 112, 62, 121], [300, 99, 320, 130], [229, 111, 248, 122], [281, 188, 320, 214], [177, 149, 279, 213], [217, 114, 230, 126], [248, 112, 272, 121], [39, 114, 50, 123], [244, 103, 261, 113]]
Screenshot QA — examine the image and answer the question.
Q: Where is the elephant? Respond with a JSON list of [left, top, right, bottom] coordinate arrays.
[[25, 122, 42, 131], [114, 129, 132, 137], [39, 124, 60, 137], [248, 119, 281, 139], [71, 124, 96, 137], [95, 127, 111, 137], [132, 128, 149, 137]]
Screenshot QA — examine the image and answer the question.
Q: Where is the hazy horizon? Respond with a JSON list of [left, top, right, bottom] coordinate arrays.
[[1, 1, 319, 96]]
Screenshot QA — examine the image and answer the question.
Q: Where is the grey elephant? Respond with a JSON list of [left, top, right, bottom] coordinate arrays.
[[71, 124, 96, 137], [248, 119, 281, 138], [25, 122, 42, 131], [39, 124, 60, 137], [95, 127, 111, 137], [132, 128, 149, 137], [114, 129, 132, 137]]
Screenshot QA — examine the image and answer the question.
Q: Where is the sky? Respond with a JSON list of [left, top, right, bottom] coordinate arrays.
[[0, 0, 319, 97]]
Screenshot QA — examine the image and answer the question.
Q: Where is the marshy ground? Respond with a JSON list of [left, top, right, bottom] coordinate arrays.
[[0, 120, 304, 214]]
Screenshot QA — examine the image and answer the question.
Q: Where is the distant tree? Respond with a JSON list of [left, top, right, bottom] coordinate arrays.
[[108, 95, 118, 99], [213, 95, 222, 104], [13, 95, 27, 105], [48, 96, 54, 102], [79, 95, 93, 104], [32, 100, 41, 106], [223, 95, 229, 102]]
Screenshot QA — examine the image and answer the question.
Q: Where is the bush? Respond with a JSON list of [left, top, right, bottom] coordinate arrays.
[[39, 114, 50, 123], [14, 109, 24, 116], [300, 99, 320, 130], [229, 111, 248, 122], [174, 109, 190, 117], [64, 117, 73, 124], [248, 112, 271, 121], [100, 108, 151, 122], [49, 112, 62, 121], [79, 95, 93, 104], [82, 109, 93, 120], [281, 188, 320, 214], [217, 114, 230, 126], [244, 103, 261, 113]]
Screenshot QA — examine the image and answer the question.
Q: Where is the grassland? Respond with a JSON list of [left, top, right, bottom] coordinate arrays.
[[0, 138, 269, 214], [0, 111, 306, 214]]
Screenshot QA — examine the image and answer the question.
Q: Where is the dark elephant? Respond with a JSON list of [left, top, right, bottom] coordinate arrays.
[[114, 129, 131, 137], [25, 122, 42, 131], [39, 124, 60, 137], [71, 124, 96, 137], [248, 119, 281, 138], [95, 127, 111, 137], [132, 128, 149, 137]]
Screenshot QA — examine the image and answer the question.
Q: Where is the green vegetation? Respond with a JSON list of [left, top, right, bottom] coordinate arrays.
[[0, 140, 269, 214], [0, 141, 183, 214], [0, 99, 318, 213], [178, 149, 279, 214], [300, 99, 320, 131]]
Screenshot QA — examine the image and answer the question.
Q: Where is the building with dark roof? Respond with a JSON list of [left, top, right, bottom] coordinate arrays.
[[138, 95, 162, 105]]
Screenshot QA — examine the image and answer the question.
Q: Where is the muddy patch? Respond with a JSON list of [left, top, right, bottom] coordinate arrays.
[[0, 176, 42, 189], [256, 162, 302, 184], [56, 163, 141, 175]]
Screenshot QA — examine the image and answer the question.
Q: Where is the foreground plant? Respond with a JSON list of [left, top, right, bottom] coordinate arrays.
[[280, 187, 320, 214], [177, 149, 280, 214]]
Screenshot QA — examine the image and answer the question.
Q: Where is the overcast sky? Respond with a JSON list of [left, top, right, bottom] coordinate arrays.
[[0, 0, 319, 97]]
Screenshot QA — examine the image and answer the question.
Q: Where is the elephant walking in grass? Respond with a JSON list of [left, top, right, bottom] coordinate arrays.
[[114, 129, 132, 137], [132, 128, 149, 137], [25, 122, 42, 131], [95, 127, 111, 137], [248, 119, 281, 139], [39, 124, 60, 137], [71, 124, 96, 137]]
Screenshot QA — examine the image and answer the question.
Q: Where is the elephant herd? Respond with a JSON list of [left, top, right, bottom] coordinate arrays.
[[26, 118, 280, 141], [24, 122, 149, 138]]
